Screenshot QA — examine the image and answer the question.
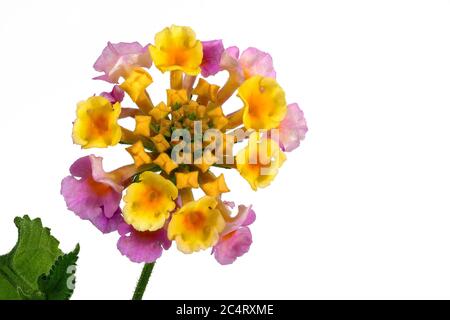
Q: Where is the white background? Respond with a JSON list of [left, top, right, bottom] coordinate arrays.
[[0, 0, 450, 300]]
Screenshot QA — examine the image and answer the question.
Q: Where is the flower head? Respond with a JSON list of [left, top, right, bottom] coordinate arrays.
[[65, 25, 308, 266], [213, 203, 256, 265], [117, 221, 171, 263], [94, 41, 152, 83], [72, 96, 122, 149], [238, 75, 287, 130], [168, 196, 226, 253], [61, 155, 124, 233], [236, 133, 286, 190], [200, 40, 224, 77], [123, 171, 178, 232], [149, 25, 203, 75]]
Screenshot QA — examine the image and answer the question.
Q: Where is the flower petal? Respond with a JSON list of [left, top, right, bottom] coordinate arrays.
[[168, 196, 225, 253], [213, 227, 253, 265], [72, 96, 122, 149], [278, 103, 308, 152], [61, 175, 122, 233], [91, 208, 124, 234], [90, 155, 124, 193], [219, 46, 242, 78], [61, 155, 123, 233], [149, 25, 203, 75], [69, 155, 92, 178], [201, 40, 224, 77], [100, 85, 125, 104], [239, 47, 276, 79], [94, 42, 152, 83], [221, 204, 256, 234], [117, 222, 171, 263], [123, 172, 178, 232], [238, 76, 287, 130]]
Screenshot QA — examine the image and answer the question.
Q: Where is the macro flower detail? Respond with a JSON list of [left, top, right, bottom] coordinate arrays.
[[238, 47, 276, 80], [236, 133, 287, 190], [123, 171, 178, 232], [213, 203, 256, 265], [61, 155, 133, 233], [100, 85, 125, 104], [276, 103, 309, 152], [168, 196, 226, 253], [219, 46, 242, 79], [217, 46, 276, 105], [149, 25, 203, 75], [94, 41, 152, 83], [62, 25, 308, 293], [220, 46, 276, 80], [200, 40, 224, 77], [238, 75, 287, 130], [117, 222, 171, 263], [72, 96, 122, 149]]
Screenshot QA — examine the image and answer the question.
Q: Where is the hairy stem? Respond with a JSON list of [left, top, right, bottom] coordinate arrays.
[[132, 262, 155, 300]]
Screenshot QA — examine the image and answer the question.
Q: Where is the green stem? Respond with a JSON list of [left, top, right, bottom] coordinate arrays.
[[132, 262, 155, 300]]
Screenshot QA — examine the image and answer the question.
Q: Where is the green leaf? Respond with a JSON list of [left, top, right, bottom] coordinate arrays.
[[38, 244, 80, 300], [0, 215, 79, 300]]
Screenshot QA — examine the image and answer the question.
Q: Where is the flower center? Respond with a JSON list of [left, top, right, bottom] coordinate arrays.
[[148, 190, 160, 202], [183, 211, 206, 231], [86, 177, 112, 196], [247, 93, 270, 120], [94, 116, 109, 132]]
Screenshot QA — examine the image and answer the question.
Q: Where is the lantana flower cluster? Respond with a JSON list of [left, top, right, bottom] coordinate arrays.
[[61, 25, 307, 265]]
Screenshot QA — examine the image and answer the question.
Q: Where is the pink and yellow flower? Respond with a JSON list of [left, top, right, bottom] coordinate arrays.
[[123, 171, 178, 232], [236, 133, 286, 190], [168, 196, 225, 253], [200, 40, 224, 77], [238, 75, 287, 130], [117, 221, 171, 263], [213, 202, 256, 265], [61, 155, 133, 233], [72, 96, 122, 149], [149, 25, 203, 75], [63, 25, 308, 267], [100, 85, 125, 104], [274, 103, 308, 152]]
